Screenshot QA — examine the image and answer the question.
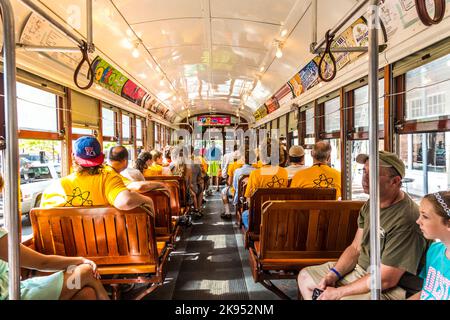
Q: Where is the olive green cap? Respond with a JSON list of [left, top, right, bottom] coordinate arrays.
[[356, 150, 405, 178]]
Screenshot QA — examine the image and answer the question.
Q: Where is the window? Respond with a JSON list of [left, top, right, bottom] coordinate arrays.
[[324, 97, 340, 133], [17, 82, 58, 132], [398, 132, 449, 200], [354, 79, 385, 130], [136, 118, 143, 141], [405, 54, 450, 122], [102, 107, 115, 137], [72, 127, 94, 135], [305, 107, 315, 145], [19, 139, 62, 168], [122, 115, 131, 140]]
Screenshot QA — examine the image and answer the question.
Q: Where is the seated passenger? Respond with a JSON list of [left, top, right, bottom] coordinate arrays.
[[144, 150, 166, 177], [220, 147, 242, 220], [134, 151, 153, 180], [187, 147, 204, 219], [298, 151, 427, 300], [409, 191, 450, 300], [0, 175, 109, 300], [41, 136, 154, 212], [242, 140, 289, 229], [285, 145, 306, 179], [290, 141, 341, 199], [108, 146, 167, 193], [232, 147, 256, 207]]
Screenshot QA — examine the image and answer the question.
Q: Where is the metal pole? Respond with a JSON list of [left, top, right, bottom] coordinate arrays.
[[19, 0, 84, 47], [86, 0, 95, 53], [0, 0, 21, 300], [310, 0, 317, 52], [16, 44, 80, 52], [368, 0, 381, 300], [312, 0, 369, 53]]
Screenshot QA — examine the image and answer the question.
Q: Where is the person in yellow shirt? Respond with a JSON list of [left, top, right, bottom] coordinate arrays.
[[144, 150, 165, 177], [290, 140, 341, 199], [220, 150, 243, 220], [242, 140, 289, 229], [41, 136, 154, 212], [108, 145, 168, 193]]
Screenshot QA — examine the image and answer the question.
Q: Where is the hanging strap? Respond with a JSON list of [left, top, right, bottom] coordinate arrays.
[[318, 30, 337, 83], [415, 0, 446, 26], [73, 40, 95, 90]]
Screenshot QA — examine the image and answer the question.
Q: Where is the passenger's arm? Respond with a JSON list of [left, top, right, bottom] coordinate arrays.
[[0, 236, 98, 277], [408, 291, 421, 300], [318, 264, 406, 300], [126, 181, 168, 193], [318, 228, 363, 290], [113, 189, 155, 212]]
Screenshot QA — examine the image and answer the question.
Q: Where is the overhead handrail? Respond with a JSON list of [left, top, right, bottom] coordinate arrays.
[[0, 0, 21, 300], [318, 30, 337, 82], [73, 40, 95, 90], [415, 0, 446, 26], [18, 0, 95, 90]]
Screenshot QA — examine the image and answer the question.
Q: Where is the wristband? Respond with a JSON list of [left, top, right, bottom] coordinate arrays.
[[330, 267, 344, 281]]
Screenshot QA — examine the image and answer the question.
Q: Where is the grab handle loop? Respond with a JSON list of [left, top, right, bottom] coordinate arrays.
[[318, 30, 337, 82], [74, 40, 95, 90], [415, 0, 446, 26]]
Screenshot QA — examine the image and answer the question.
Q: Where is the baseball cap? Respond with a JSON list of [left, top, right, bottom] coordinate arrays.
[[356, 150, 405, 178], [289, 145, 305, 158], [74, 136, 105, 167]]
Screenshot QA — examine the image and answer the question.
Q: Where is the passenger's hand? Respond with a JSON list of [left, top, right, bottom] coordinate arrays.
[[81, 259, 100, 279], [318, 273, 337, 290], [317, 287, 343, 300]]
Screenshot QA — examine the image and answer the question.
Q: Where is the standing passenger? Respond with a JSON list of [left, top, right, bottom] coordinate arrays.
[[206, 140, 222, 192]]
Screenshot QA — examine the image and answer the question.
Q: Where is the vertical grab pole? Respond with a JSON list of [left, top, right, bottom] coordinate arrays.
[[368, 0, 381, 300], [87, 0, 94, 53], [310, 0, 318, 52], [0, 0, 20, 300]]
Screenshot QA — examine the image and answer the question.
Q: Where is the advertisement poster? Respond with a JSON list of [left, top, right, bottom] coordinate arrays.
[[299, 58, 321, 90], [254, 105, 268, 121], [197, 116, 231, 126], [121, 80, 147, 105], [287, 72, 304, 98], [265, 97, 280, 114], [92, 56, 129, 95]]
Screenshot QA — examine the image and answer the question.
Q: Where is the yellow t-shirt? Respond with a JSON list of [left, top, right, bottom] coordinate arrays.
[[143, 163, 163, 177], [228, 160, 244, 194], [290, 164, 342, 199], [252, 160, 263, 169], [41, 166, 128, 208], [244, 165, 289, 198]]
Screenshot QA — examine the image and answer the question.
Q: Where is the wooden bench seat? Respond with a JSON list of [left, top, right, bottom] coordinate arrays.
[[245, 188, 337, 248], [248, 200, 364, 299], [29, 205, 171, 300]]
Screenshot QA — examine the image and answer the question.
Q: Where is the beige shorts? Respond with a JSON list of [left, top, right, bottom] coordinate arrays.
[[305, 262, 406, 300]]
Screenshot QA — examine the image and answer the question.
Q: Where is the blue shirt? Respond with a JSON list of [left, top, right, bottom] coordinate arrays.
[[206, 147, 222, 161], [419, 242, 450, 300], [232, 164, 256, 205]]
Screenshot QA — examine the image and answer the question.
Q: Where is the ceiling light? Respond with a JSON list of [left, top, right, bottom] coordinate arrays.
[[260, 66, 265, 72], [159, 78, 165, 86], [132, 42, 140, 58], [181, 105, 185, 110], [281, 29, 288, 37], [138, 73, 147, 79], [172, 96, 177, 101], [121, 38, 133, 49], [275, 42, 283, 59], [241, 105, 244, 110]]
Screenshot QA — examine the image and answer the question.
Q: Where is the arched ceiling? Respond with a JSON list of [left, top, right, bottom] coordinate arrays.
[[8, 0, 360, 124]]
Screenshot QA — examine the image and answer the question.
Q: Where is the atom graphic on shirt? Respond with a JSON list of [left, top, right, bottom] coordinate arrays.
[[64, 187, 93, 207], [266, 175, 286, 188], [313, 174, 335, 189]]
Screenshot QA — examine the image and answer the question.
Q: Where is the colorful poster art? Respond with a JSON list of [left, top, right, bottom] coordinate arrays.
[[92, 56, 129, 95], [121, 80, 147, 105], [254, 105, 268, 121], [197, 116, 231, 126], [299, 58, 321, 90], [287, 73, 304, 98], [265, 97, 280, 114]]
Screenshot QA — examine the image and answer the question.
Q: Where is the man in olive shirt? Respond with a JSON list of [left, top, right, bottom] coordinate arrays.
[[298, 151, 427, 300]]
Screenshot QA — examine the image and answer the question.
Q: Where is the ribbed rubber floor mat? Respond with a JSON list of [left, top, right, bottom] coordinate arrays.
[[172, 193, 249, 300]]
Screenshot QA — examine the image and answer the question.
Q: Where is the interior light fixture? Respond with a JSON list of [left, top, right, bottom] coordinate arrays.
[[172, 96, 177, 101], [275, 41, 283, 59], [260, 66, 265, 72], [159, 76, 165, 87], [132, 42, 140, 58], [281, 29, 288, 37]]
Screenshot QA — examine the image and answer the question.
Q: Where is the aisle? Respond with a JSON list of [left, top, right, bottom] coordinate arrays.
[[171, 192, 249, 299]]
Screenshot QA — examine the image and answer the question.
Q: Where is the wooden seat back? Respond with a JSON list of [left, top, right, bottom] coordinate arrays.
[[259, 200, 364, 263], [248, 188, 337, 236], [158, 180, 181, 216], [145, 175, 187, 211], [142, 190, 172, 237], [29, 206, 159, 267]]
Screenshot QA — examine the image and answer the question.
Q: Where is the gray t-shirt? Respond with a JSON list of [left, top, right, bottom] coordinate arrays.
[[357, 194, 427, 275]]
